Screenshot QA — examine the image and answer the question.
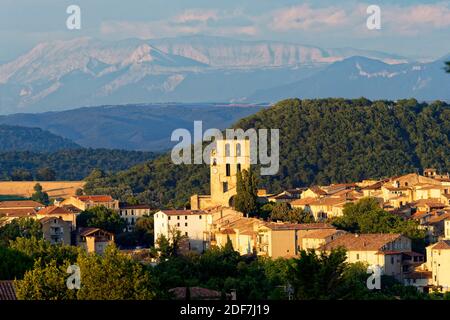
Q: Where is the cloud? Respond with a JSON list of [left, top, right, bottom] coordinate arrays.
[[99, 2, 450, 40], [268, 4, 350, 31], [100, 8, 257, 39], [384, 3, 450, 35], [173, 9, 219, 24]]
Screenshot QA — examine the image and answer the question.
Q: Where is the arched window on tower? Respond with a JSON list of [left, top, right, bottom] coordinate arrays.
[[236, 143, 241, 157], [225, 143, 231, 157]]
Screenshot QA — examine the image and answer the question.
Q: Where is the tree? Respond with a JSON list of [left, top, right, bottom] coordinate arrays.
[[76, 206, 126, 234], [9, 237, 79, 265], [15, 259, 77, 300], [234, 169, 258, 216], [31, 183, 49, 205], [75, 245, 155, 300], [155, 226, 187, 260], [36, 167, 56, 181], [0, 246, 33, 280], [11, 169, 33, 181], [289, 248, 348, 300], [0, 218, 42, 247], [15, 245, 156, 300], [75, 188, 84, 196], [269, 203, 314, 223]]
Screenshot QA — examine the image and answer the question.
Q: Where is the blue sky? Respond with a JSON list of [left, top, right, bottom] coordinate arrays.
[[1, 0, 450, 62]]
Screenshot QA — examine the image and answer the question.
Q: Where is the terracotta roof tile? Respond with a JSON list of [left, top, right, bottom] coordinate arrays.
[[319, 233, 403, 251], [75, 195, 114, 202], [431, 240, 450, 250], [0, 281, 16, 300], [0, 200, 43, 208]]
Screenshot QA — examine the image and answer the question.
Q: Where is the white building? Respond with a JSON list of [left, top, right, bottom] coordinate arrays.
[[154, 209, 214, 252], [119, 204, 152, 232]]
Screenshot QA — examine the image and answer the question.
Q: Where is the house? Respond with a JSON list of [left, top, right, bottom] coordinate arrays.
[[426, 240, 450, 292], [0, 200, 43, 210], [169, 287, 232, 300], [0, 281, 17, 300], [291, 197, 350, 220], [445, 219, 450, 239], [417, 212, 450, 243], [40, 216, 72, 245], [0, 200, 42, 224], [154, 209, 214, 253], [214, 216, 264, 255], [77, 227, 114, 255], [59, 195, 119, 211], [191, 139, 251, 210], [36, 205, 77, 229], [0, 208, 37, 224], [266, 188, 306, 203], [301, 229, 347, 250], [300, 186, 327, 199], [318, 233, 420, 281], [119, 203, 152, 232], [256, 222, 336, 258]]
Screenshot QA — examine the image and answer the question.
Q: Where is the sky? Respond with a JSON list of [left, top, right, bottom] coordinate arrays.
[[1, 0, 450, 62]]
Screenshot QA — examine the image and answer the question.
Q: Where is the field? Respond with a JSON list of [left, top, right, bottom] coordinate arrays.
[[0, 181, 85, 199]]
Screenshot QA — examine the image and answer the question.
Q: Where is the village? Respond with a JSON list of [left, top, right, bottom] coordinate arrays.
[[1, 139, 450, 299]]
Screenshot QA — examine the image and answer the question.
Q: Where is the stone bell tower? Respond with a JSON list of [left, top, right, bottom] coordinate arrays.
[[209, 139, 251, 207]]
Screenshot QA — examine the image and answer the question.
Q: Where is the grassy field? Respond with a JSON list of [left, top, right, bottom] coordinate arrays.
[[0, 181, 85, 199]]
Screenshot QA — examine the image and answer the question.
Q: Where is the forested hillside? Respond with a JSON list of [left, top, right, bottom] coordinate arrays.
[[0, 149, 156, 181], [0, 125, 80, 152], [84, 98, 450, 208]]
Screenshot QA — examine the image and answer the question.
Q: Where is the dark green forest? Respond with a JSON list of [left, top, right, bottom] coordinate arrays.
[[84, 98, 450, 208], [0, 125, 80, 152], [0, 149, 156, 181]]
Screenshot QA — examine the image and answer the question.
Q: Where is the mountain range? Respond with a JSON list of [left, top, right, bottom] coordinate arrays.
[[2, 35, 444, 114]]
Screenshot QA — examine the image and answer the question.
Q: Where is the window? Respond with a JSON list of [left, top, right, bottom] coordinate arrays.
[[185, 232, 188, 236], [185, 216, 188, 220], [168, 216, 171, 220], [356, 254, 359, 260], [391, 257, 395, 264], [237, 163, 241, 172], [199, 215, 202, 219], [236, 143, 241, 156], [177, 216, 180, 220], [225, 143, 231, 157], [226, 164, 231, 176], [185, 223, 188, 227], [177, 223, 180, 227], [223, 182, 228, 192]]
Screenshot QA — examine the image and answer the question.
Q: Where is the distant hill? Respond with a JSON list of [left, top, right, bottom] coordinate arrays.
[[0, 103, 265, 151], [84, 98, 450, 208], [249, 56, 450, 102], [0, 125, 80, 152]]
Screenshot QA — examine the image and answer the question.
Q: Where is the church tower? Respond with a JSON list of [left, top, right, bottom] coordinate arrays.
[[209, 139, 251, 207], [190, 139, 251, 210]]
